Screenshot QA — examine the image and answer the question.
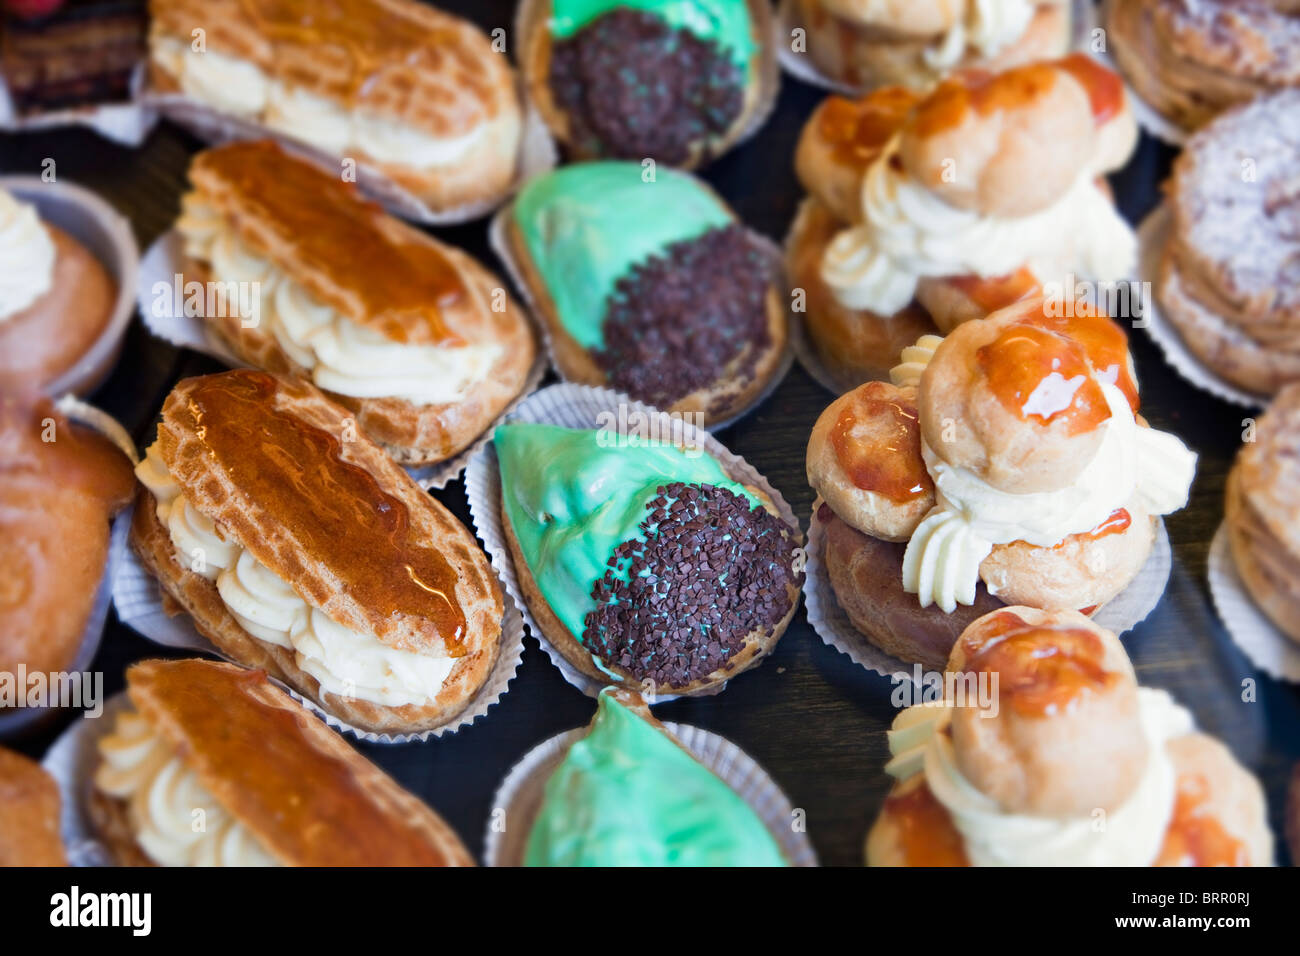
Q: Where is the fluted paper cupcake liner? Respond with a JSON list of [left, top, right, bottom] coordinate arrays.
[[110, 501, 526, 743], [482, 720, 818, 866], [1208, 523, 1300, 683], [41, 692, 130, 866], [0, 65, 157, 146], [464, 382, 803, 701], [135, 228, 547, 489], [804, 501, 1173, 681]]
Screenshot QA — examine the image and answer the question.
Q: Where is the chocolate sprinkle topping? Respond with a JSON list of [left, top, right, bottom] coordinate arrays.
[[548, 8, 746, 164], [582, 481, 802, 689], [593, 224, 775, 411]]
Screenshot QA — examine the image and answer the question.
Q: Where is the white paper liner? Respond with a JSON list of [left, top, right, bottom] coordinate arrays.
[[135, 227, 547, 489], [1135, 205, 1266, 408], [482, 720, 818, 866], [776, 0, 1096, 96], [1095, 0, 1188, 146], [804, 502, 1173, 681], [488, 207, 793, 431], [1208, 523, 1300, 683], [464, 382, 804, 701], [110, 500, 526, 743], [41, 692, 129, 867], [0, 64, 157, 147], [146, 82, 556, 225]]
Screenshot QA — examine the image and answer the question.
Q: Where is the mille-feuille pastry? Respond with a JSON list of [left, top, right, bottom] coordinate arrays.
[[520, 0, 773, 167], [146, 0, 523, 212], [788, 54, 1138, 386], [807, 299, 1198, 668], [1224, 383, 1300, 646], [524, 687, 788, 866], [1155, 91, 1300, 397], [91, 658, 474, 866], [175, 141, 537, 466], [0, 186, 118, 391], [1107, 0, 1300, 132], [789, 0, 1071, 92], [496, 422, 803, 696], [867, 607, 1274, 866], [506, 161, 786, 422], [0, 746, 67, 866], [0, 393, 134, 683], [131, 370, 504, 736]]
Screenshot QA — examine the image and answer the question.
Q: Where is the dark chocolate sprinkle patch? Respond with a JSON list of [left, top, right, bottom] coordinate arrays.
[[582, 481, 802, 688]]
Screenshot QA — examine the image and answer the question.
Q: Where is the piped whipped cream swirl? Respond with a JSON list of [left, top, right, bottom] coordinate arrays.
[[884, 688, 1194, 866], [924, 0, 1039, 71], [0, 188, 57, 321]]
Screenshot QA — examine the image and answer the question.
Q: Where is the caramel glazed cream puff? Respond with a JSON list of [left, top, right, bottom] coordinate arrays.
[[807, 299, 1198, 669], [867, 607, 1273, 866], [789, 0, 1073, 92], [787, 54, 1139, 386], [174, 140, 536, 466], [146, 0, 523, 212]]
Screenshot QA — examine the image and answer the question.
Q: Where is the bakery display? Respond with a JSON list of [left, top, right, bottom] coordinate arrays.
[[146, 0, 523, 212], [524, 687, 788, 866], [807, 299, 1197, 668], [495, 421, 803, 696], [1154, 91, 1300, 398], [130, 369, 505, 735], [867, 607, 1273, 866], [90, 658, 475, 866], [0, 393, 134, 687], [174, 140, 537, 465], [505, 161, 786, 421], [0, 746, 67, 866], [789, 54, 1138, 385], [519, 0, 773, 167], [787, 0, 1071, 92], [1107, 0, 1300, 133]]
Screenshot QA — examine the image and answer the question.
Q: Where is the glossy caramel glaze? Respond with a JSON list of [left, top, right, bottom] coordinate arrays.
[[180, 370, 467, 651], [819, 87, 921, 166], [1051, 508, 1132, 550], [1058, 52, 1124, 125], [946, 268, 1041, 314], [884, 780, 970, 866], [913, 63, 1059, 137], [830, 382, 932, 502], [1039, 308, 1139, 411], [1154, 774, 1250, 867]]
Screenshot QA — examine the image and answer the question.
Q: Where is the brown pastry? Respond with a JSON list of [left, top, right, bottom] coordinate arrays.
[[90, 658, 474, 866], [0, 746, 67, 867], [130, 369, 504, 735], [174, 140, 537, 466]]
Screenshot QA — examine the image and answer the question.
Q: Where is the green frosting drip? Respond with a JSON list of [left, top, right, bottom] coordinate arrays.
[[549, 0, 756, 70], [524, 691, 788, 866], [511, 161, 734, 349], [494, 422, 757, 646]]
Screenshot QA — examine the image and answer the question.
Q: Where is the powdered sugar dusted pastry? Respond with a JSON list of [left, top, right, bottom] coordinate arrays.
[[789, 0, 1072, 92], [1108, 0, 1300, 132], [807, 300, 1197, 665], [1156, 91, 1300, 397], [788, 54, 1138, 386], [147, 0, 523, 212], [175, 141, 536, 466], [90, 658, 475, 866], [129, 370, 504, 735], [0, 746, 67, 866], [866, 607, 1273, 866]]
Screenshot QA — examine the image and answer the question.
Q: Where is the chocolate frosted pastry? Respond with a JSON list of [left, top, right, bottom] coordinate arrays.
[[495, 422, 803, 696], [521, 0, 774, 167], [507, 161, 787, 423]]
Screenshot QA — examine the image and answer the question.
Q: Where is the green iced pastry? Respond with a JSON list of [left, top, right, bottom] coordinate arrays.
[[523, 690, 788, 866], [548, 0, 756, 71]]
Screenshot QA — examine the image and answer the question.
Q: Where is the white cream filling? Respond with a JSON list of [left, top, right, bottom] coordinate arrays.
[[94, 708, 281, 867], [176, 193, 500, 406], [885, 688, 1194, 866], [135, 443, 456, 708], [820, 137, 1137, 316], [924, 0, 1038, 71], [151, 36, 483, 168], [0, 188, 57, 321]]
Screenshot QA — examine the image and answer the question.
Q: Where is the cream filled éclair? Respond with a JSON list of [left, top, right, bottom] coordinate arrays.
[[1156, 90, 1300, 397], [807, 299, 1197, 668], [147, 0, 523, 212], [789, 0, 1072, 92], [91, 658, 475, 866], [130, 370, 505, 736], [173, 140, 536, 466], [788, 54, 1138, 386], [866, 607, 1273, 866]]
